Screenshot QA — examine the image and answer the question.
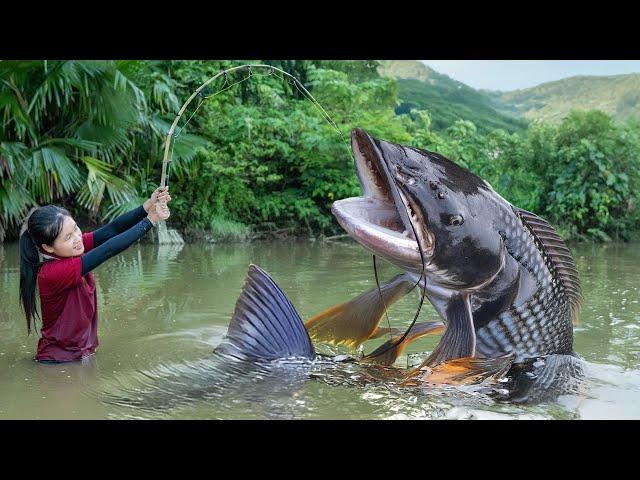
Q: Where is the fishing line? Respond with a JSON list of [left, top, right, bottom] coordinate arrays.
[[173, 97, 205, 139], [363, 181, 429, 361], [373, 254, 393, 338], [166, 132, 176, 188], [161, 64, 427, 356], [163, 64, 354, 191], [173, 74, 254, 140]]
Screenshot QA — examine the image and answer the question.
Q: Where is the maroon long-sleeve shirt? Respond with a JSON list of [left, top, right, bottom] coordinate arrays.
[[36, 232, 98, 362]]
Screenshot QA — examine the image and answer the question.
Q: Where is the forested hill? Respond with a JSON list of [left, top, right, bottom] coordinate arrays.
[[483, 73, 640, 123], [378, 60, 528, 134]]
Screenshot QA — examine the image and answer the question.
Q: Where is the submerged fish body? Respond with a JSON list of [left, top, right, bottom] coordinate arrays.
[[331, 129, 582, 366], [212, 264, 510, 388]]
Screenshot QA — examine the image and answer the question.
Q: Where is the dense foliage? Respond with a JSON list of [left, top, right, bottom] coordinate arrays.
[[1, 60, 638, 242]]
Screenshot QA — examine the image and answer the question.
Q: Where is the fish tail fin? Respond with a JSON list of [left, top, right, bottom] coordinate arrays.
[[363, 321, 445, 366], [401, 354, 516, 386], [215, 265, 315, 361], [304, 273, 414, 349]]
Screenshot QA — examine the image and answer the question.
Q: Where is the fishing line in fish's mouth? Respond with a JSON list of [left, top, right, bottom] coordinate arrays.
[[373, 254, 393, 338], [364, 184, 428, 362], [160, 64, 354, 190]]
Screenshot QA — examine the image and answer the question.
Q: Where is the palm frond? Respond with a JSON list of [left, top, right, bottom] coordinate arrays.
[[172, 131, 210, 165], [29, 147, 82, 200], [103, 195, 147, 221], [76, 156, 137, 213], [0, 178, 32, 241], [151, 116, 209, 172], [92, 82, 138, 127], [0, 60, 45, 78], [152, 74, 181, 114], [0, 83, 37, 142], [115, 68, 147, 112], [39, 137, 101, 151], [74, 121, 132, 159], [0, 141, 29, 177], [27, 61, 75, 123]]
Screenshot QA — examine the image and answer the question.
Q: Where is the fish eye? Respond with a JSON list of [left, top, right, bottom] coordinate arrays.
[[449, 215, 464, 226]]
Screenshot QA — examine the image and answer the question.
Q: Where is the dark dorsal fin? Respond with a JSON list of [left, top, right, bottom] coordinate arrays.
[[513, 207, 582, 321], [215, 264, 315, 361]]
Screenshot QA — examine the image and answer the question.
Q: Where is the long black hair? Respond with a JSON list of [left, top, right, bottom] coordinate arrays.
[[19, 205, 71, 334]]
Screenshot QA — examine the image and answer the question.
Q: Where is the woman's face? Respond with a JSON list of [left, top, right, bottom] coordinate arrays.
[[41, 216, 84, 257]]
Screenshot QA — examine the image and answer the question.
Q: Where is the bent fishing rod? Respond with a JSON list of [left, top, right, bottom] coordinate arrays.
[[161, 63, 426, 358]]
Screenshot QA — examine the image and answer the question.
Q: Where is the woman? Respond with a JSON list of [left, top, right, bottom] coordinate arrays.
[[19, 187, 172, 363]]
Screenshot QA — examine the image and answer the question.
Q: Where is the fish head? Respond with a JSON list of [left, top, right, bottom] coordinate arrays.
[[332, 128, 506, 290]]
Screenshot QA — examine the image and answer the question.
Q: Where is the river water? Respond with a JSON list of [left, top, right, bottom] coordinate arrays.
[[0, 240, 638, 419]]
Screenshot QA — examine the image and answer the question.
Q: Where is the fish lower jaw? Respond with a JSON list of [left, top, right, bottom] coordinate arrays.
[[332, 196, 424, 270]]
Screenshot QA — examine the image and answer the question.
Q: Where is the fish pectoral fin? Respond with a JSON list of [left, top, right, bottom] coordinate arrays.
[[304, 273, 413, 349], [423, 293, 476, 366], [401, 354, 516, 386], [362, 321, 446, 366]]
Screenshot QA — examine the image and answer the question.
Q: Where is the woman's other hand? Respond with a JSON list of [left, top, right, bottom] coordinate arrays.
[[147, 202, 170, 225], [144, 187, 172, 213]]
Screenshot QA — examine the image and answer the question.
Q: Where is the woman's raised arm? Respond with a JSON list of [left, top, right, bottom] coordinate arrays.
[[81, 202, 170, 275], [92, 187, 171, 247]]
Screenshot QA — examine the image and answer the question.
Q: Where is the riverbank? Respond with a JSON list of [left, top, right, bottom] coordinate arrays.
[[2, 225, 638, 246], [143, 226, 353, 244], [142, 222, 640, 245]]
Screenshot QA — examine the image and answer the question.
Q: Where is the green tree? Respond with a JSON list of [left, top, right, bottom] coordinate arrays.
[[547, 111, 640, 240], [0, 60, 206, 240]]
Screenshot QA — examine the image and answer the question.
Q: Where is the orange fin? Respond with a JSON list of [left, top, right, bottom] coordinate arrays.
[[304, 273, 413, 349], [363, 321, 445, 366], [368, 326, 403, 339], [401, 354, 515, 387]]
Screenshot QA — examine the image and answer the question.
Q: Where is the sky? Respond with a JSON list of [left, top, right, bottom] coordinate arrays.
[[421, 61, 640, 92]]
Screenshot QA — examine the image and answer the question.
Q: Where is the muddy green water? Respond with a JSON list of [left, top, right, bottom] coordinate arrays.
[[1, 240, 639, 419]]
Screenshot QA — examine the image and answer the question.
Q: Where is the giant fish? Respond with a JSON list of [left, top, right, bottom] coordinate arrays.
[[314, 128, 583, 396], [107, 129, 585, 412], [215, 128, 585, 400]]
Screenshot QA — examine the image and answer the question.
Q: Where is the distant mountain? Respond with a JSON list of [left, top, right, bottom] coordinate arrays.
[[378, 60, 444, 83], [378, 60, 528, 134], [484, 74, 640, 123]]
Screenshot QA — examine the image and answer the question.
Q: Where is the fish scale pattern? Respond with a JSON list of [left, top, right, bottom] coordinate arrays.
[[475, 208, 574, 362]]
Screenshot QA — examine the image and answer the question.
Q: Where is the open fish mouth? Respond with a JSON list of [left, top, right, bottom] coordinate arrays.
[[331, 128, 433, 272]]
